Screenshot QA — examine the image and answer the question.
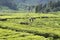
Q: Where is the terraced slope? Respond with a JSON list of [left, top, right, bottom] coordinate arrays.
[[0, 13, 60, 40]]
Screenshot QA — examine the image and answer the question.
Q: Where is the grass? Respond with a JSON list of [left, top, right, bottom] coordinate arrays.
[[0, 12, 60, 40]]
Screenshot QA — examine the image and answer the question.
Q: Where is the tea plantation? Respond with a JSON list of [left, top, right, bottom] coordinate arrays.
[[0, 12, 60, 40]]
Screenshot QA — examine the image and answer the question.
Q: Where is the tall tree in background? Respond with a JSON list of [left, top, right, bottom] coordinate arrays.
[[35, 4, 42, 13], [35, 0, 60, 13]]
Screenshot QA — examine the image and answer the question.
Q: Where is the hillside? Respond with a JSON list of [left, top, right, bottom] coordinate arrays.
[[0, 0, 60, 12], [0, 0, 60, 40], [0, 12, 60, 40]]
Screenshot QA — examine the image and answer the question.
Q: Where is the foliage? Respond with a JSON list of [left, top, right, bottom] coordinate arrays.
[[0, 12, 60, 40], [35, 0, 60, 13], [0, 0, 60, 13]]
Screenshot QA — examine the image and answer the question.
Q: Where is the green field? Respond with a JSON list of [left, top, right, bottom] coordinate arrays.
[[0, 12, 60, 40]]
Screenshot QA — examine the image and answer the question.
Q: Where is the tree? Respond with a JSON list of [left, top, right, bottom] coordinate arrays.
[[35, 4, 42, 13]]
